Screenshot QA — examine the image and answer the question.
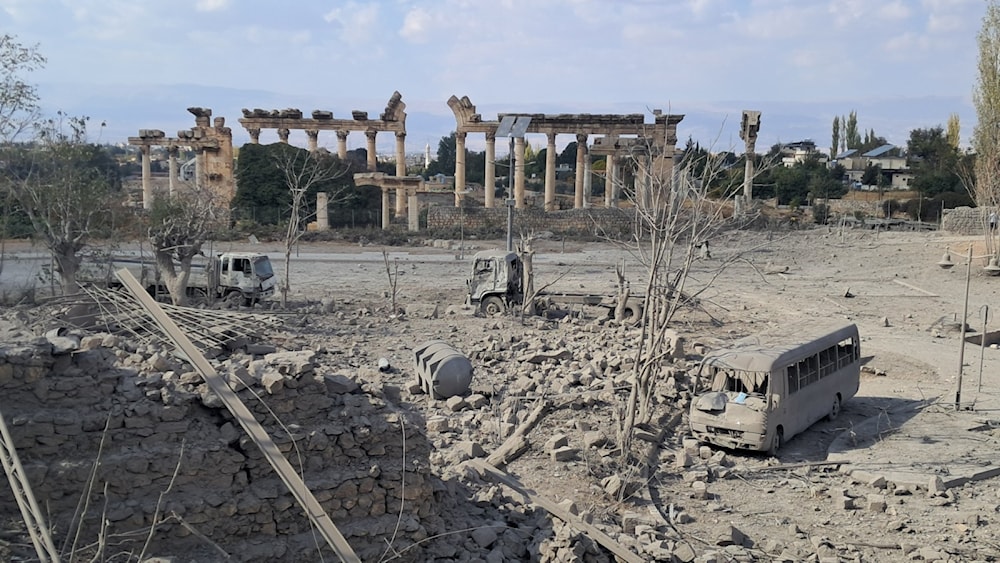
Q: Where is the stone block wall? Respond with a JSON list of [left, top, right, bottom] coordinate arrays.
[[0, 336, 432, 562], [428, 206, 634, 237], [941, 206, 991, 235]]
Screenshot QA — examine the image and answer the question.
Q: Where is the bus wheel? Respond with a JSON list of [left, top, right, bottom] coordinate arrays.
[[768, 428, 783, 456], [621, 305, 642, 325], [826, 395, 842, 421], [481, 296, 505, 316]]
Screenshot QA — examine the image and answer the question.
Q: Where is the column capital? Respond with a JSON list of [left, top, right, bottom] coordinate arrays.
[[547, 132, 557, 144], [305, 129, 319, 140], [277, 128, 290, 143], [485, 131, 496, 143], [336, 130, 349, 141], [576, 133, 588, 145], [395, 131, 406, 140], [246, 127, 260, 142], [455, 131, 467, 142], [167, 146, 180, 157], [365, 130, 378, 141]]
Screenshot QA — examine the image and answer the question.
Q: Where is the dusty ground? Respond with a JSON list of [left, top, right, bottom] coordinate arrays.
[[3, 225, 1000, 562]]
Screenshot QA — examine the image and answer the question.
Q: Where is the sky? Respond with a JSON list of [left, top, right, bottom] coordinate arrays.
[[0, 0, 988, 157]]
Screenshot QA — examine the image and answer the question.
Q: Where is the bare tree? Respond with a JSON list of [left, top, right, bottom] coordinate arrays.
[[273, 145, 350, 308], [611, 140, 777, 459], [1, 115, 118, 294], [147, 183, 221, 306]]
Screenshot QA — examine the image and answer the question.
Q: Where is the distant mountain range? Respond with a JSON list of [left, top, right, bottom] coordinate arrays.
[[38, 82, 976, 157]]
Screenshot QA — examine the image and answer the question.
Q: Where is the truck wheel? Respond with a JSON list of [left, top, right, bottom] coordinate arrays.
[[188, 288, 208, 306], [826, 395, 842, 421], [224, 291, 243, 308], [481, 296, 505, 316]]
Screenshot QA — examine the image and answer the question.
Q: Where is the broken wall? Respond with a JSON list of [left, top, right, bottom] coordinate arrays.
[[0, 335, 433, 562]]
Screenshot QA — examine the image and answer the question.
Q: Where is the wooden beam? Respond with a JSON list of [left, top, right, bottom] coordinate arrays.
[[469, 459, 644, 563], [893, 279, 938, 297], [115, 269, 360, 563]]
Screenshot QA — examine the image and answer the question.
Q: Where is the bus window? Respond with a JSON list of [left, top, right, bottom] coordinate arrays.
[[787, 365, 799, 394]]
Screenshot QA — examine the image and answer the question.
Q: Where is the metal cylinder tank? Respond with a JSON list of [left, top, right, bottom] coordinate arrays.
[[412, 340, 473, 399]]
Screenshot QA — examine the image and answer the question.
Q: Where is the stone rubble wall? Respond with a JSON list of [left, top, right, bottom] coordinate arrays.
[[428, 206, 634, 237], [0, 335, 432, 562], [940, 206, 991, 235]]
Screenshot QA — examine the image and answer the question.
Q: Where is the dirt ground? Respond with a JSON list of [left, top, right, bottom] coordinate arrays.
[[4, 225, 1000, 562]]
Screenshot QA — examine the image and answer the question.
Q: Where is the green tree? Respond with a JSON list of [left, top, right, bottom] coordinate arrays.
[[425, 132, 457, 178], [831, 116, 841, 158], [844, 111, 861, 149], [947, 113, 961, 149]]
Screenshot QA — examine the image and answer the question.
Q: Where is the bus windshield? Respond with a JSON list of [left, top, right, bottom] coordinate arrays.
[[708, 366, 769, 395]]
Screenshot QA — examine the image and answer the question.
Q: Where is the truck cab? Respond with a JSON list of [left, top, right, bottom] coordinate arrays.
[[467, 250, 522, 315], [216, 252, 276, 304]]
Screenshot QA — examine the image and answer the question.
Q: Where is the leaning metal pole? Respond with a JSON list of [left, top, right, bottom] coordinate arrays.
[[956, 245, 972, 411]]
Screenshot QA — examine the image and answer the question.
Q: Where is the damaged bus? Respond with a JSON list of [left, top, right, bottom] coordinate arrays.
[[688, 322, 860, 455]]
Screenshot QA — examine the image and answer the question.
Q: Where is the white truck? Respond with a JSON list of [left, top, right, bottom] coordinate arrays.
[[82, 251, 276, 306]]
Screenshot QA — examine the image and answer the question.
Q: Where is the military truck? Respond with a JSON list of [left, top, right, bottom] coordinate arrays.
[[466, 249, 645, 323], [82, 251, 276, 306]]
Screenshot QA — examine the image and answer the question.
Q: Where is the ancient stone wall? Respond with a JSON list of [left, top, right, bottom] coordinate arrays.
[[941, 206, 991, 235], [428, 206, 634, 237], [0, 335, 432, 562]]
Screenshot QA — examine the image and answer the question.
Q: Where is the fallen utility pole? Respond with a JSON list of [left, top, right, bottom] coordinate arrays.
[[115, 269, 360, 563]]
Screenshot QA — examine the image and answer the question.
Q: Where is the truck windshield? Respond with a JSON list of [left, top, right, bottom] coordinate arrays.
[[253, 257, 274, 279]]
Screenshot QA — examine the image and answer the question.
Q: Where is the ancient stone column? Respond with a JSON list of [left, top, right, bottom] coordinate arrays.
[[574, 133, 588, 209], [316, 192, 329, 231], [605, 156, 617, 208], [583, 160, 592, 208], [305, 129, 319, 152], [544, 132, 557, 212], [278, 128, 290, 144], [395, 132, 406, 176], [395, 133, 407, 217], [514, 136, 526, 209], [247, 128, 260, 144], [381, 187, 391, 229], [167, 146, 179, 198], [454, 131, 467, 207], [408, 189, 419, 232], [485, 131, 496, 209], [140, 145, 152, 210], [336, 131, 349, 159], [365, 130, 377, 172]]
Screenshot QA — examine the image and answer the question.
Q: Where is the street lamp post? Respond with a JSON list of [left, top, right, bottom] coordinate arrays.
[[496, 115, 531, 252]]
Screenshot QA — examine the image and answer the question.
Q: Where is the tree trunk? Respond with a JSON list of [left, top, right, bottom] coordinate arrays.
[[54, 250, 81, 295]]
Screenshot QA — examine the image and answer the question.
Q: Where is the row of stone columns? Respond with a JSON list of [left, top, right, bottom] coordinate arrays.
[[138, 145, 206, 209], [457, 132, 618, 212]]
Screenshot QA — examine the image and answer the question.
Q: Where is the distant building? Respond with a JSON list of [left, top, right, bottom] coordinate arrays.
[[779, 140, 828, 167], [833, 144, 913, 191]]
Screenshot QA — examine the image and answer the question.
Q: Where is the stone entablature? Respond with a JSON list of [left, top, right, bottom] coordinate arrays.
[[427, 205, 635, 237], [238, 91, 407, 178], [448, 95, 683, 213]]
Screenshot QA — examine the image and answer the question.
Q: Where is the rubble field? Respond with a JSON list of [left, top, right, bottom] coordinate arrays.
[[1, 226, 1000, 562]]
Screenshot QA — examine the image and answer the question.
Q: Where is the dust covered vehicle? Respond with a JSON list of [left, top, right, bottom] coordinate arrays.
[[689, 321, 860, 455]]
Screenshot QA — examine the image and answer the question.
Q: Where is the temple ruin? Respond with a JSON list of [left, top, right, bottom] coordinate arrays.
[[238, 92, 410, 217], [128, 107, 236, 209], [447, 95, 683, 211]]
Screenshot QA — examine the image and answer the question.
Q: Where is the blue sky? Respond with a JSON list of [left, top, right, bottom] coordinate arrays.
[[0, 0, 987, 156]]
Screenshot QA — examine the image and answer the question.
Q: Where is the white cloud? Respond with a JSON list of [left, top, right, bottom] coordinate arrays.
[[195, 0, 229, 13], [400, 7, 433, 43], [323, 2, 380, 45], [878, 1, 910, 21]]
